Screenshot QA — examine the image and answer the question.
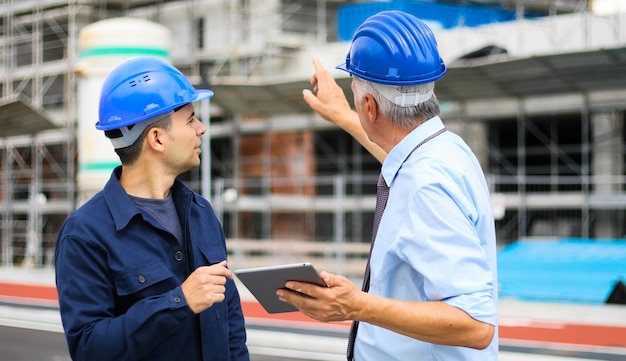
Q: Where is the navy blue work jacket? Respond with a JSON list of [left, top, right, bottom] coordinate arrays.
[[55, 167, 249, 361]]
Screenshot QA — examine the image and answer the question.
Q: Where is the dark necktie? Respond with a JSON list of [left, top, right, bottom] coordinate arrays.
[[346, 173, 389, 360], [346, 128, 446, 361]]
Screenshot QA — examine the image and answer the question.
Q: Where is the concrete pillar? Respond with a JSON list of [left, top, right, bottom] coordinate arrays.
[[591, 111, 623, 238]]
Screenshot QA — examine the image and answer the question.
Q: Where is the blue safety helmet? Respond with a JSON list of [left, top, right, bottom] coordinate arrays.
[[337, 10, 446, 86], [96, 57, 213, 131]]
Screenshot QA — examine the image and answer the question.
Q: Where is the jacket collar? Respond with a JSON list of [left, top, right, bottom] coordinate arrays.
[[102, 166, 203, 231]]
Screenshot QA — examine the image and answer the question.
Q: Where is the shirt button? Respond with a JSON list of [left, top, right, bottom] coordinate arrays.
[[174, 251, 184, 261], [138, 275, 146, 283], [173, 296, 181, 303]]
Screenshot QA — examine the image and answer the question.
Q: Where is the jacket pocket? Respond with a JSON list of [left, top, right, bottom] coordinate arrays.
[[113, 262, 173, 297], [198, 245, 228, 266]]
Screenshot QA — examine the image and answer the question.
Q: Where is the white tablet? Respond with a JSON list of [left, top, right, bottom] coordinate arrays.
[[234, 262, 327, 314]]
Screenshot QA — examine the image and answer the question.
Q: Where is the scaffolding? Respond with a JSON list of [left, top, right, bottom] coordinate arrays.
[[2, 0, 625, 274], [0, 0, 86, 268]]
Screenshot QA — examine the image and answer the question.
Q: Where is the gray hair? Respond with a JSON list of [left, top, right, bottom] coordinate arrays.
[[352, 77, 440, 128]]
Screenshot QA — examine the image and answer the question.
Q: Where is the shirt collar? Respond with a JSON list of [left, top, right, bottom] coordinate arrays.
[[381, 116, 445, 187]]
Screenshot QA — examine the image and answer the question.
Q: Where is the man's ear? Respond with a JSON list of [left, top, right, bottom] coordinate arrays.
[[145, 127, 165, 151], [363, 93, 379, 123]]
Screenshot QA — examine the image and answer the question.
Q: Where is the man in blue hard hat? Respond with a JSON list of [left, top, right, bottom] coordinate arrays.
[[277, 10, 498, 361], [55, 57, 249, 361]]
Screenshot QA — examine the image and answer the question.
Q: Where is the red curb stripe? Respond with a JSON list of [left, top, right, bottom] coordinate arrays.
[[499, 321, 626, 348], [0, 282, 58, 301]]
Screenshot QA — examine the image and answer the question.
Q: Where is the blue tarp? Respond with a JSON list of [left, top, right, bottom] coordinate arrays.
[[337, 0, 536, 41], [497, 238, 626, 304]]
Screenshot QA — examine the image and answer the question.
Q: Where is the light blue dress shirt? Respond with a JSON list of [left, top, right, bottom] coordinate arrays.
[[355, 116, 498, 361]]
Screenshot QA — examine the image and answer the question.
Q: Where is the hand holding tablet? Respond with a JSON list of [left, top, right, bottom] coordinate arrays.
[[234, 262, 327, 313]]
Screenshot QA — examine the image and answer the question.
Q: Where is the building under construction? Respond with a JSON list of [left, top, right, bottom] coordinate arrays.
[[1, 0, 626, 276]]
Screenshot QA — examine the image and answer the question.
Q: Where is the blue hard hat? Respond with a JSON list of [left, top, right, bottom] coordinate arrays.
[[337, 11, 446, 86], [96, 57, 213, 131]]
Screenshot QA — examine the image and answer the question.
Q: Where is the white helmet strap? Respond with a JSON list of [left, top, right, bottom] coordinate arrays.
[[371, 82, 434, 107], [109, 111, 172, 149]]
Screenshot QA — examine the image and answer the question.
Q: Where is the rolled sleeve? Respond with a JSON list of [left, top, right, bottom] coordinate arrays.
[[443, 290, 497, 325]]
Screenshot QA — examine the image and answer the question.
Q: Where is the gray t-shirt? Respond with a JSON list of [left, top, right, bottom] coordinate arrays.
[[130, 193, 183, 246]]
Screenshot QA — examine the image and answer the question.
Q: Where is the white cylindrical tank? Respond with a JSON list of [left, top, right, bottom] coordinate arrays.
[[75, 17, 171, 204]]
